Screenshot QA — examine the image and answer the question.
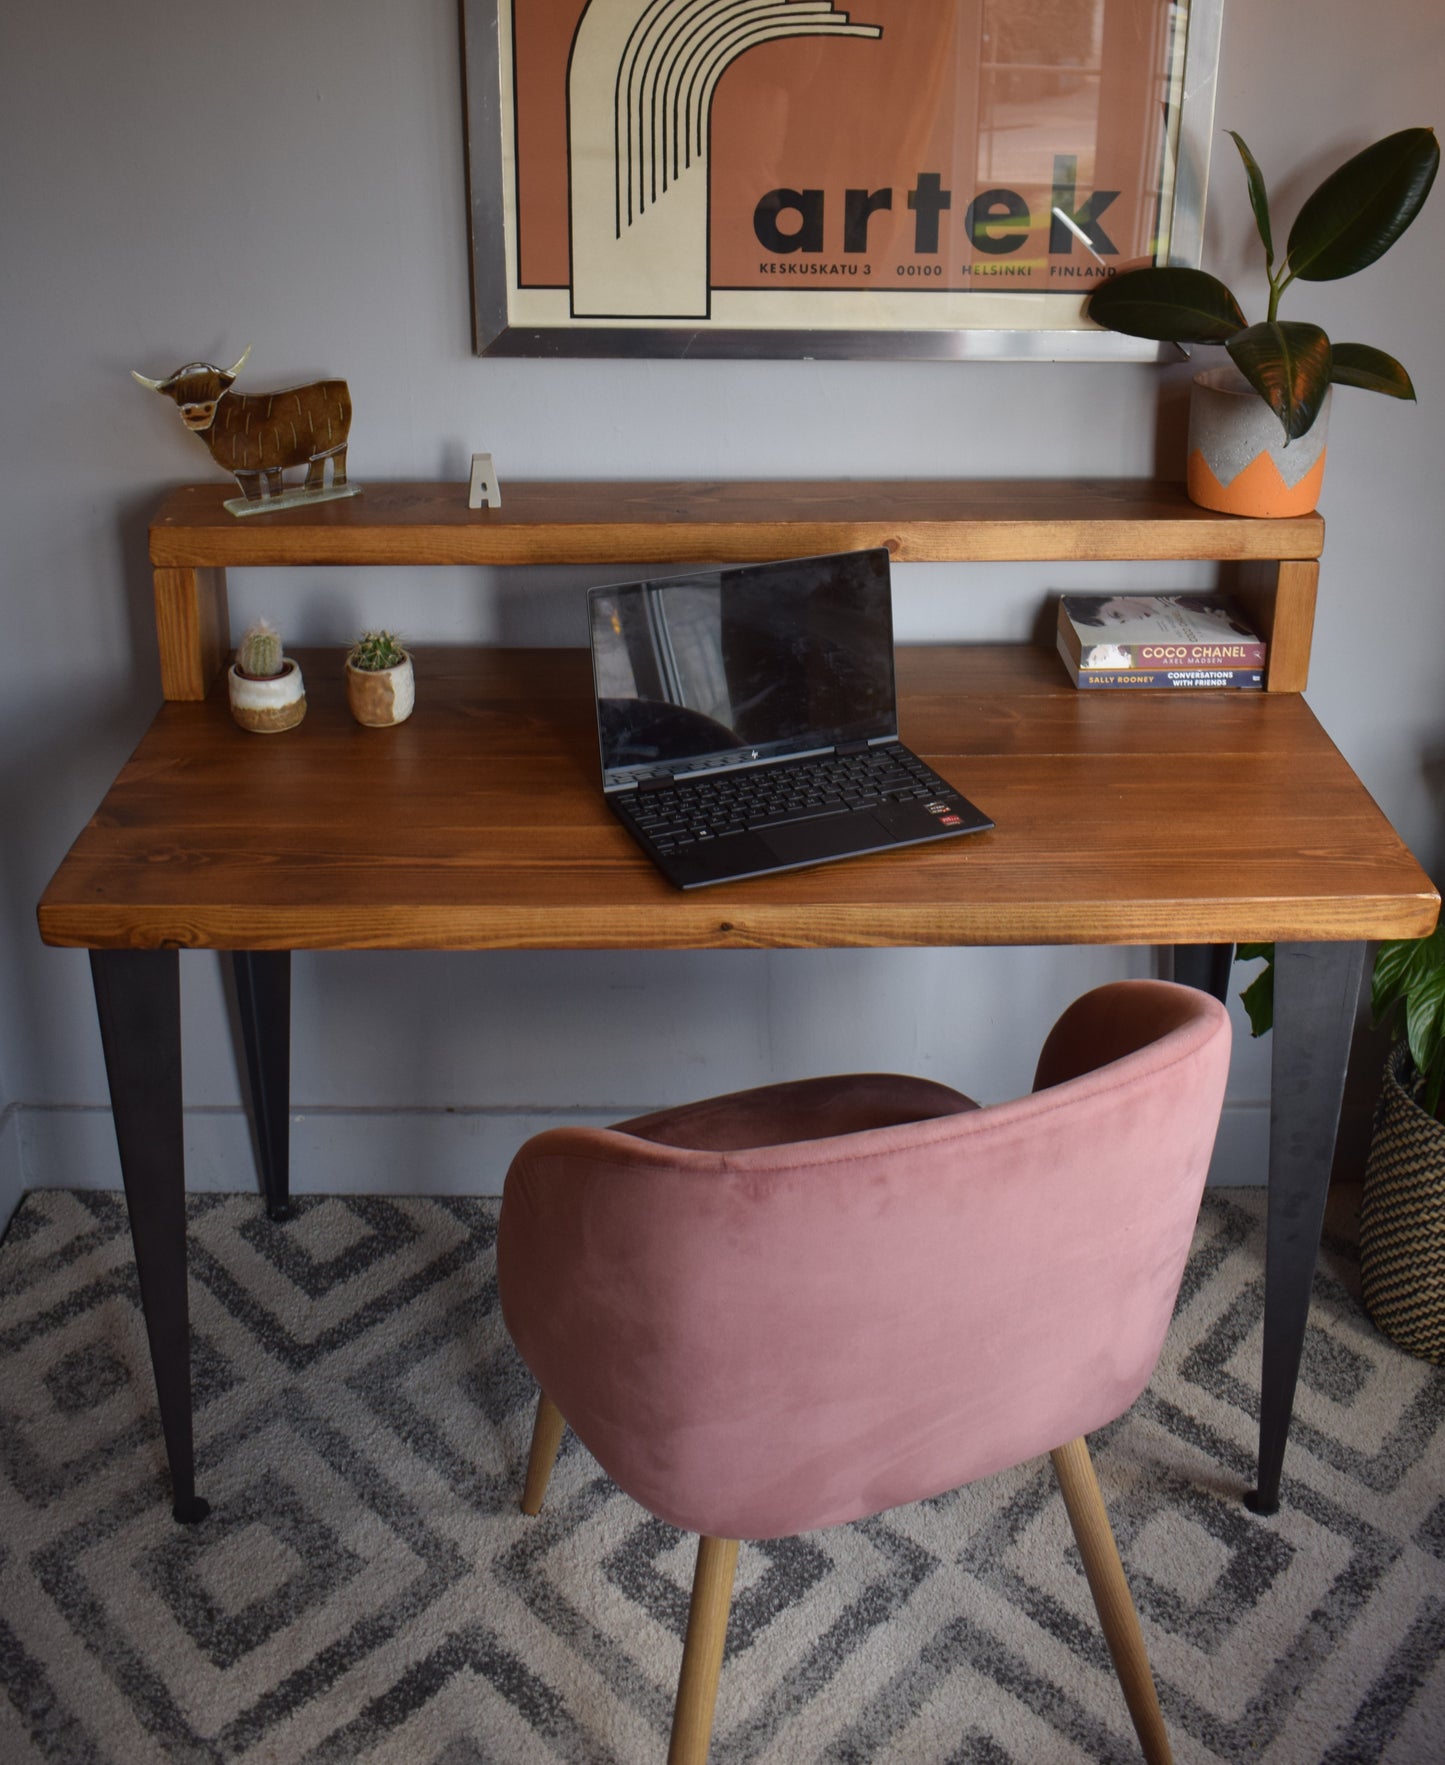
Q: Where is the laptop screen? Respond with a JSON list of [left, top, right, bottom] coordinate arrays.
[[589, 549, 897, 785]]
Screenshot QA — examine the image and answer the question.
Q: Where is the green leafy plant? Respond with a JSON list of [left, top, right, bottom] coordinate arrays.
[[235, 618, 285, 680], [1236, 940, 1276, 1038], [1237, 926, 1445, 1123], [348, 630, 408, 672], [1372, 925, 1445, 1122], [1087, 127, 1439, 441]]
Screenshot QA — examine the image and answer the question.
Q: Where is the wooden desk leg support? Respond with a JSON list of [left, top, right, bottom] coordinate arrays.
[[233, 952, 294, 1222], [90, 950, 209, 1524], [1248, 938, 1366, 1514]]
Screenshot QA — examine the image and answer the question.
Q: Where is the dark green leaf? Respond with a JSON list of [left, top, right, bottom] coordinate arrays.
[[1374, 931, 1445, 1120], [1086, 268, 1247, 342], [1404, 967, 1445, 1080], [1288, 127, 1440, 282], [1240, 965, 1275, 1038], [1330, 342, 1417, 399], [1236, 943, 1275, 1036], [1372, 926, 1445, 1026], [1226, 321, 1332, 440], [1372, 936, 1418, 1020], [1229, 131, 1275, 264]]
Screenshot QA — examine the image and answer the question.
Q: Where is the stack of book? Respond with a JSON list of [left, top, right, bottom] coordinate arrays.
[[1056, 594, 1266, 689]]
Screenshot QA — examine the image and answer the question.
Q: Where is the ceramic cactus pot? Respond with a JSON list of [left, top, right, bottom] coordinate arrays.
[[227, 658, 307, 733], [1186, 366, 1331, 518], [346, 652, 415, 726]]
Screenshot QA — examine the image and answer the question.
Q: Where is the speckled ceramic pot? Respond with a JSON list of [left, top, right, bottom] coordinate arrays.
[[346, 653, 415, 726], [1186, 365, 1330, 518], [227, 658, 306, 733]]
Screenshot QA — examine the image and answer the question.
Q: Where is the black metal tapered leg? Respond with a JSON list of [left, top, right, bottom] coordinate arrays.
[[232, 951, 293, 1221], [90, 949, 208, 1524], [1247, 939, 1366, 1514], [1173, 943, 1236, 1004]]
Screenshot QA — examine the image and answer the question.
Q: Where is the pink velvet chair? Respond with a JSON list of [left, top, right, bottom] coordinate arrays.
[[498, 980, 1231, 1764]]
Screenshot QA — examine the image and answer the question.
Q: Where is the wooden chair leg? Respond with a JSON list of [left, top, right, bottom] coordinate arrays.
[[668, 1535, 739, 1765], [521, 1391, 566, 1516], [1050, 1437, 1172, 1765]]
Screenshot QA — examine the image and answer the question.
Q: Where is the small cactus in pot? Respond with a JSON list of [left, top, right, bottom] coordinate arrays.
[[228, 618, 306, 732], [345, 629, 414, 726]]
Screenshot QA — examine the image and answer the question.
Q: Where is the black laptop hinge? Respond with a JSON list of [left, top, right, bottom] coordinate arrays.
[[637, 775, 674, 793], [834, 739, 869, 756]]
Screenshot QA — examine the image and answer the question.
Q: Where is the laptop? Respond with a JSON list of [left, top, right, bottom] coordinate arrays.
[[588, 548, 993, 889]]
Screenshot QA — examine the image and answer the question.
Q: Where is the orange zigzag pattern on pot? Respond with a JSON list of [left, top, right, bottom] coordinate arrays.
[[1187, 448, 1327, 518]]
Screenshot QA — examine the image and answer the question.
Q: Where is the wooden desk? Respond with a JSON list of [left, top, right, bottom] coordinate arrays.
[[37, 482, 1439, 1525]]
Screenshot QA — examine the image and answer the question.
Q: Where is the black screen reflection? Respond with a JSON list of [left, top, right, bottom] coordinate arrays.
[[591, 550, 895, 776]]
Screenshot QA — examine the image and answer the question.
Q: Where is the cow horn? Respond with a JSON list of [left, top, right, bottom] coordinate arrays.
[[131, 369, 168, 392], [223, 344, 252, 380]]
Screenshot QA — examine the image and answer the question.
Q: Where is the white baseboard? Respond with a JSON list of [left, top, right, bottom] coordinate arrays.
[[15, 1105, 628, 1202], [12, 1097, 1273, 1207]]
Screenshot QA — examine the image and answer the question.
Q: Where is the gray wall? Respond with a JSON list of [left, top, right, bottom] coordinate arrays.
[[2, 1, 1441, 1221]]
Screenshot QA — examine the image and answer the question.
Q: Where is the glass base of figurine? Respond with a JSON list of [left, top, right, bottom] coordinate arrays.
[[224, 483, 362, 519]]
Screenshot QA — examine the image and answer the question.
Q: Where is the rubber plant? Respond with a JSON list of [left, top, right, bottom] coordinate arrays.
[[1238, 927, 1445, 1124], [1087, 127, 1439, 440]]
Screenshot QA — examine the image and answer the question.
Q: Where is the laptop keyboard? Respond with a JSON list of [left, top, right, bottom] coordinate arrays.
[[616, 746, 955, 855]]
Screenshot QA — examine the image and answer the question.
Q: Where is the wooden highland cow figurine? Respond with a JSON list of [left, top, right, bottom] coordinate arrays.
[[132, 345, 358, 517]]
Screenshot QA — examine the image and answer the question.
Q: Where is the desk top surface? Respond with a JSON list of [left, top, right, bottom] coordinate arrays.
[[38, 646, 1438, 952]]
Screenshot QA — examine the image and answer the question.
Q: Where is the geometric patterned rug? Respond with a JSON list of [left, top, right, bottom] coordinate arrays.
[[1, 1188, 1441, 1764]]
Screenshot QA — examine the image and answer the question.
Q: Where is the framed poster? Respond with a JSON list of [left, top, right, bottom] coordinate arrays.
[[463, 0, 1223, 359]]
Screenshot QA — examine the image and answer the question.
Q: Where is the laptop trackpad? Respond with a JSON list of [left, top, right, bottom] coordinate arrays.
[[760, 811, 893, 868]]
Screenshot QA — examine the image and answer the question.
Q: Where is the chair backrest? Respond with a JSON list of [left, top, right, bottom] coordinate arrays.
[[498, 980, 1230, 1540]]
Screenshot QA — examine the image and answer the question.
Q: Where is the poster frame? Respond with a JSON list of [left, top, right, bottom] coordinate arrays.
[[462, 0, 1224, 360]]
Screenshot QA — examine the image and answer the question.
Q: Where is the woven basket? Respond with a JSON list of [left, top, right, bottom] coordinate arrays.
[[1360, 1042, 1445, 1364]]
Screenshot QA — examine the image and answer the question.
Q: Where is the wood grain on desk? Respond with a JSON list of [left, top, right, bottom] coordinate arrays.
[[38, 647, 1436, 953], [150, 478, 1324, 568], [146, 480, 1326, 700]]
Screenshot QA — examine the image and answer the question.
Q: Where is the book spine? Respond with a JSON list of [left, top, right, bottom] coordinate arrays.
[[1069, 668, 1264, 689]]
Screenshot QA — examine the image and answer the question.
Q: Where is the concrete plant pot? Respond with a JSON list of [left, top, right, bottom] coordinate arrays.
[[1186, 366, 1331, 518], [227, 658, 306, 733], [346, 652, 415, 726]]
